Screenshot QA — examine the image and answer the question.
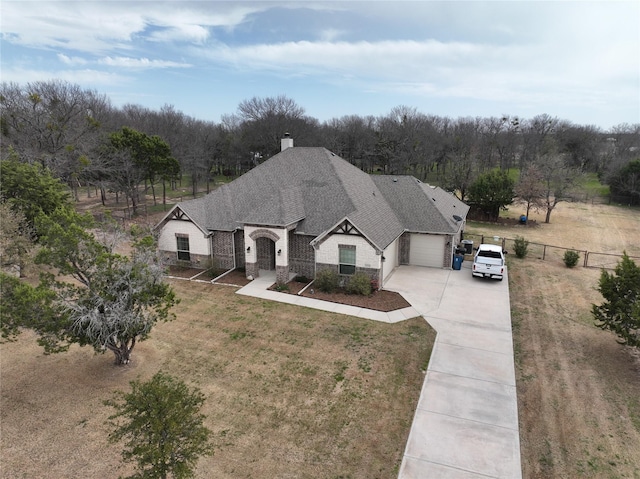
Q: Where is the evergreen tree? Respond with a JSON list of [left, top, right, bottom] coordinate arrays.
[[105, 372, 213, 479], [468, 169, 515, 221], [593, 253, 640, 348]]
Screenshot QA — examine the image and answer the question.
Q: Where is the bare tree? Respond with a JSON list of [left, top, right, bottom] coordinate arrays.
[[520, 114, 559, 168], [0, 81, 108, 160], [537, 142, 582, 223], [514, 165, 546, 223], [441, 118, 481, 200], [236, 95, 310, 159]]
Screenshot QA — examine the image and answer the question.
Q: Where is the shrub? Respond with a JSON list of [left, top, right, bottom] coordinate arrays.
[[563, 250, 580, 268], [513, 236, 529, 259], [274, 282, 289, 292], [345, 272, 372, 296], [315, 269, 340, 293]]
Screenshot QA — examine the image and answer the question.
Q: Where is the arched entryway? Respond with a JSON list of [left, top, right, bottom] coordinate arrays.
[[244, 227, 288, 282]]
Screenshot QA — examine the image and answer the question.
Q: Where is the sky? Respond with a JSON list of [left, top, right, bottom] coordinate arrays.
[[1, 1, 639, 130]]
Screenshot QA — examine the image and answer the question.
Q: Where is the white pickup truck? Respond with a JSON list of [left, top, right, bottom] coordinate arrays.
[[472, 244, 506, 281]]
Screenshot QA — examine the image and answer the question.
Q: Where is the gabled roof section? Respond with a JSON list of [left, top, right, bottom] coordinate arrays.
[[371, 176, 469, 234], [153, 203, 211, 235]]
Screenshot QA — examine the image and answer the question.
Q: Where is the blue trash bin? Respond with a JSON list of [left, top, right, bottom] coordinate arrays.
[[452, 254, 463, 270]]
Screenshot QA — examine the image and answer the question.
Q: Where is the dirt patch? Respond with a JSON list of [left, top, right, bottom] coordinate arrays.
[[167, 265, 212, 279], [0, 281, 435, 479]]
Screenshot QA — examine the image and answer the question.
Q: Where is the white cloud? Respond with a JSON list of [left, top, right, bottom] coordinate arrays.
[[98, 56, 192, 69], [147, 25, 210, 44], [0, 2, 265, 53], [198, 33, 638, 112], [319, 28, 346, 42], [57, 53, 88, 66]]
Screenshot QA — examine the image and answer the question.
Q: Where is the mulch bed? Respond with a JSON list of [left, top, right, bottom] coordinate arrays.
[[270, 280, 411, 312]]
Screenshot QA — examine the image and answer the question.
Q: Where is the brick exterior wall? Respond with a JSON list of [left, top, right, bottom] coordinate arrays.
[[245, 261, 259, 279], [399, 232, 411, 264], [443, 234, 455, 268], [275, 265, 289, 284], [288, 232, 315, 279], [211, 231, 234, 270], [234, 232, 245, 268]]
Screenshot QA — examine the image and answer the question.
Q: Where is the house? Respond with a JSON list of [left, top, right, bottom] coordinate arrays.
[[154, 136, 469, 288]]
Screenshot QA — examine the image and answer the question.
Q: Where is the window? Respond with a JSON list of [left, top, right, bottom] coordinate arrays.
[[176, 234, 190, 261], [339, 245, 356, 275]]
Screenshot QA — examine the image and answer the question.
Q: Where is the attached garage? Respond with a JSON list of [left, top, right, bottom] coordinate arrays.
[[409, 234, 445, 267]]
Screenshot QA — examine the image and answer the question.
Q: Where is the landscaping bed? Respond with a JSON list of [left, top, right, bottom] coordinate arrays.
[[270, 280, 411, 312]]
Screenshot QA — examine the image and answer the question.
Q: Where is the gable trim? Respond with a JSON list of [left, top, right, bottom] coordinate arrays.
[[311, 217, 382, 253], [153, 205, 210, 236]]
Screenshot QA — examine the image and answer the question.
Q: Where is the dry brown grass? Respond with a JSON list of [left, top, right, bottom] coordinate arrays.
[[470, 201, 640, 479], [1, 281, 435, 478]]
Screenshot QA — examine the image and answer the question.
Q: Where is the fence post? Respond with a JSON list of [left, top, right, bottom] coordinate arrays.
[[584, 251, 589, 267], [543, 245, 546, 260]]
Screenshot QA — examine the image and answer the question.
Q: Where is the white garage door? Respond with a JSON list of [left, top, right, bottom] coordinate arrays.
[[409, 234, 445, 267]]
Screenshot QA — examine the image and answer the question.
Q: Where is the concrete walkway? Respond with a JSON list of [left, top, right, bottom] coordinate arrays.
[[235, 266, 521, 479]]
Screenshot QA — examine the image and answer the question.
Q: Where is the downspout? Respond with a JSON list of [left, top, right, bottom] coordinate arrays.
[[231, 229, 237, 269], [311, 240, 318, 280], [449, 235, 455, 269], [378, 250, 384, 290], [209, 232, 215, 267]]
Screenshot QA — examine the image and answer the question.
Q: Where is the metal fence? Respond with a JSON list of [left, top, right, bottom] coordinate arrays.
[[461, 232, 637, 270]]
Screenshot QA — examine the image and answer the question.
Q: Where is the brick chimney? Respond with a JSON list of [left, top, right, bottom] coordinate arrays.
[[281, 132, 294, 151]]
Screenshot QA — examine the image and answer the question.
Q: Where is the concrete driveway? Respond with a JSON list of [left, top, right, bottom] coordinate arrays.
[[384, 264, 522, 479]]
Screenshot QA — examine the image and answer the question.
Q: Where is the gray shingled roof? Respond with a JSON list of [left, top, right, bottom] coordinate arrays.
[[371, 175, 470, 234], [166, 147, 467, 250]]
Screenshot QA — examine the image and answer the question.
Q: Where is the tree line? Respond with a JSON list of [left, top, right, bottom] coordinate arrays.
[[2, 80, 639, 212]]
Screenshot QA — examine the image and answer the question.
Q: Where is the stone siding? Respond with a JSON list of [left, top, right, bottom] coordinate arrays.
[[245, 261, 259, 279]]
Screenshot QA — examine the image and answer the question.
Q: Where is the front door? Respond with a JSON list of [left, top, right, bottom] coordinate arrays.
[[256, 237, 276, 270]]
